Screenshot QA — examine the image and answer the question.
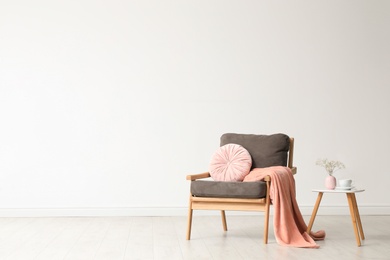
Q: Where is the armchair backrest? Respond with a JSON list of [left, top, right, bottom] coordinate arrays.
[[220, 133, 292, 169]]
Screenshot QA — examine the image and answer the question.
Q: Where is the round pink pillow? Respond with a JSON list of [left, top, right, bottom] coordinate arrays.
[[209, 144, 252, 181]]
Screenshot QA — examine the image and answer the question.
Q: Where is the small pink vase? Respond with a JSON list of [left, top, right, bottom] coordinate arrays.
[[325, 175, 336, 190]]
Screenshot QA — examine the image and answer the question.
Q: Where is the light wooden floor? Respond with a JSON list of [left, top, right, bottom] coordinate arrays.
[[0, 215, 389, 260]]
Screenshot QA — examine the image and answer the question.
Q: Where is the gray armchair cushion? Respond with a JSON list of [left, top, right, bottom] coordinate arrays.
[[191, 180, 267, 199], [220, 133, 290, 169]]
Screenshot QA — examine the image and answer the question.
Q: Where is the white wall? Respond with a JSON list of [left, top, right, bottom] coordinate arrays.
[[1, 0, 389, 216]]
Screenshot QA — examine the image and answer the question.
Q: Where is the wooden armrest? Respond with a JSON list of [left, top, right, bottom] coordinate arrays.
[[186, 172, 211, 181], [291, 167, 297, 175]]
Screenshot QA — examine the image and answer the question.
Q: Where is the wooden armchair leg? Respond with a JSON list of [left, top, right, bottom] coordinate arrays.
[[264, 182, 271, 244], [264, 205, 270, 244], [186, 197, 193, 240], [221, 210, 228, 231]]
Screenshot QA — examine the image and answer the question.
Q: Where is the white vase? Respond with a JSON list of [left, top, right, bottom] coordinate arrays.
[[325, 175, 336, 190]]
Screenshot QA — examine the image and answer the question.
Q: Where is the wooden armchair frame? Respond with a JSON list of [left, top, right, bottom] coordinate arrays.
[[186, 137, 296, 244]]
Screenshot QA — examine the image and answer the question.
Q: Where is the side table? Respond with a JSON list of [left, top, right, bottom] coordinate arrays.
[[307, 188, 365, 246]]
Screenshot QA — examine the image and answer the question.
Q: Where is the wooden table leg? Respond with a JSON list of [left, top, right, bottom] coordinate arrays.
[[307, 192, 323, 233], [351, 193, 365, 240], [347, 193, 361, 246]]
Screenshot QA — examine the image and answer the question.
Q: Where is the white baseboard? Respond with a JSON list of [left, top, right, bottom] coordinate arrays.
[[0, 207, 186, 217], [0, 205, 389, 217]]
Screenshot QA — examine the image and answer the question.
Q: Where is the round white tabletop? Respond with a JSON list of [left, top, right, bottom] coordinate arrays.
[[312, 188, 365, 193]]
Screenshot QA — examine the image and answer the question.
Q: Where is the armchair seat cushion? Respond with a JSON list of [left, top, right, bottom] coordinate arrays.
[[191, 180, 267, 199]]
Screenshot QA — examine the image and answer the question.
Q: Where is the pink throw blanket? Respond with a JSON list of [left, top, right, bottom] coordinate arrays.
[[243, 166, 325, 248]]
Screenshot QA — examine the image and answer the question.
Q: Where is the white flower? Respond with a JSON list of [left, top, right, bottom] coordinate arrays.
[[316, 158, 345, 176]]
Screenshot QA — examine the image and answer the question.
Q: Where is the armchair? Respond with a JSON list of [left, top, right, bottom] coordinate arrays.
[[186, 133, 296, 244]]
